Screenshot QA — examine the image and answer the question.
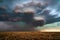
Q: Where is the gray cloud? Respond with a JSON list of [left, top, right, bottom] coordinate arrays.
[[0, 22, 36, 31]]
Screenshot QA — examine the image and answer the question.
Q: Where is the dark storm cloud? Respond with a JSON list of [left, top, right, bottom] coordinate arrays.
[[0, 22, 36, 31], [0, 0, 60, 31]]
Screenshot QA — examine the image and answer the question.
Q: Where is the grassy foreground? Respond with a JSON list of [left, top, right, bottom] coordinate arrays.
[[0, 32, 60, 40]]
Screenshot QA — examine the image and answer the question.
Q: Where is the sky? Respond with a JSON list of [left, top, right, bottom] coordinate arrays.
[[1, 0, 60, 18], [0, 0, 60, 31]]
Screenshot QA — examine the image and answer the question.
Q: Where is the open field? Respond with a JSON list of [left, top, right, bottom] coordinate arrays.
[[0, 32, 60, 40]]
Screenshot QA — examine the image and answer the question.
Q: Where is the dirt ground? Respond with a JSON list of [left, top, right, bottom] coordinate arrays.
[[0, 32, 60, 40]]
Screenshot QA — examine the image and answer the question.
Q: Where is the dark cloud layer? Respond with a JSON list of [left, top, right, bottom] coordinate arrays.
[[0, 0, 60, 31], [0, 22, 36, 31]]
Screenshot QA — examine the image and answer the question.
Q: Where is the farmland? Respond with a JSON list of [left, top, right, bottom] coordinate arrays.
[[0, 32, 60, 40]]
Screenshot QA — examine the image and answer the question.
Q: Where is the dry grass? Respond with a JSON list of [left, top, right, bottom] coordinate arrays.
[[0, 32, 60, 40]]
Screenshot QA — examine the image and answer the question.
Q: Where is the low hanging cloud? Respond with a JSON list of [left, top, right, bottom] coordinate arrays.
[[0, 22, 37, 31]]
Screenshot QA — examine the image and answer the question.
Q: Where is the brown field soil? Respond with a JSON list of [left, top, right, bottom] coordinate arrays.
[[0, 32, 60, 40]]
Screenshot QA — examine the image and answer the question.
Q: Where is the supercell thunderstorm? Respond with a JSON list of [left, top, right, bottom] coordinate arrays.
[[0, 0, 60, 31]]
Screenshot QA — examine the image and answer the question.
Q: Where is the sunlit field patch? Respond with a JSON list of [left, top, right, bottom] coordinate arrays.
[[0, 32, 60, 40]]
